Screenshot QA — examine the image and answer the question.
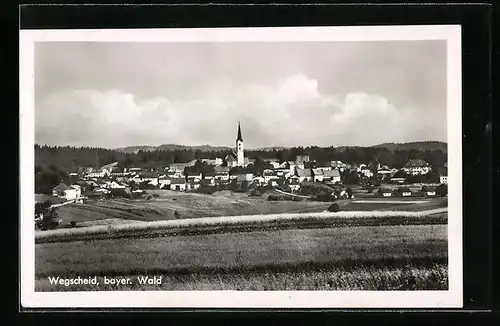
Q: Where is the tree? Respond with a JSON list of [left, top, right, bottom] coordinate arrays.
[[174, 211, 180, 219], [240, 180, 249, 193], [35, 200, 51, 217], [327, 203, 340, 212], [346, 187, 353, 198], [436, 184, 448, 197]]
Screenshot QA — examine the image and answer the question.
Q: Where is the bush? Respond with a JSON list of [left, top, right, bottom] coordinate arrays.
[[310, 193, 336, 202], [152, 193, 160, 198], [327, 203, 341, 212], [70, 221, 77, 228], [196, 186, 217, 195], [250, 189, 262, 197]]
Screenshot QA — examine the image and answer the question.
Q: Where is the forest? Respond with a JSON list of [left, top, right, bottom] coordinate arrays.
[[35, 143, 447, 173]]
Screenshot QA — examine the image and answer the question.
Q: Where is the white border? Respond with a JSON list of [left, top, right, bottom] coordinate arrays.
[[20, 25, 462, 308]]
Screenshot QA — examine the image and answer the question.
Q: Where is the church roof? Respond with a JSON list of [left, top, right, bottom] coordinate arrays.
[[236, 122, 243, 142]]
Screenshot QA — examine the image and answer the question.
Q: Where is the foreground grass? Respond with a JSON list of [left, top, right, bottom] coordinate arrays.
[[36, 224, 447, 279], [36, 262, 447, 291], [36, 210, 447, 244]]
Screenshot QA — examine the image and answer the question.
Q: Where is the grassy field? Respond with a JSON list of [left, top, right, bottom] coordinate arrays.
[[52, 190, 446, 228], [36, 262, 447, 291], [35, 224, 447, 291]]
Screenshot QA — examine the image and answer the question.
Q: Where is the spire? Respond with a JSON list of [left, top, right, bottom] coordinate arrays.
[[236, 121, 243, 142]]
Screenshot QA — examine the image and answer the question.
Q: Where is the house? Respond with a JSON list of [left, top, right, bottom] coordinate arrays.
[[200, 158, 223, 166], [170, 178, 187, 191], [187, 172, 202, 181], [199, 179, 215, 187], [295, 168, 312, 183], [215, 171, 230, 181], [323, 169, 341, 183], [377, 165, 393, 175], [262, 170, 279, 183], [108, 181, 125, 189], [295, 154, 310, 164], [390, 177, 406, 184], [311, 168, 324, 182], [288, 176, 301, 192], [236, 173, 254, 183], [252, 176, 266, 185], [377, 188, 393, 197], [304, 161, 317, 169], [397, 187, 413, 197], [158, 176, 172, 188], [140, 171, 159, 186], [52, 183, 82, 201], [186, 180, 200, 191], [422, 186, 437, 197], [402, 159, 431, 175], [330, 161, 347, 172]]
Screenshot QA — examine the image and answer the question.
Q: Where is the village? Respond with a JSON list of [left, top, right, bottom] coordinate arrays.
[[47, 123, 448, 208]]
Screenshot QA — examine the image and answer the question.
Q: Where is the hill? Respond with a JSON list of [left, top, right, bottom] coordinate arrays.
[[372, 141, 447, 153], [116, 144, 232, 154]]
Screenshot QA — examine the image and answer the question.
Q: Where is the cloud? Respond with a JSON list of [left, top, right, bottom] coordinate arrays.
[[35, 74, 443, 149]]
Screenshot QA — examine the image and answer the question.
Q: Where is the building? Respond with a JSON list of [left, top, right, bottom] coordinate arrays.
[[323, 169, 341, 183], [296, 155, 310, 164], [402, 159, 431, 175], [397, 187, 412, 197], [378, 188, 393, 197], [225, 122, 247, 168], [170, 178, 187, 191], [52, 183, 82, 201], [295, 168, 312, 183], [158, 176, 172, 188], [236, 173, 254, 183], [440, 175, 448, 184], [311, 168, 324, 182]]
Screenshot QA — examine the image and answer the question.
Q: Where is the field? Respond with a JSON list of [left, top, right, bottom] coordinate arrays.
[[35, 223, 447, 291], [49, 189, 447, 228], [35, 190, 448, 291]]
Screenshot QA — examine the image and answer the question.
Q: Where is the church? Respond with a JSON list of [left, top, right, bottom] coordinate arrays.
[[225, 122, 249, 168]]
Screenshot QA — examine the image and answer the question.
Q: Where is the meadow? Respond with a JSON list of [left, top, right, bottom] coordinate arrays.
[[35, 224, 447, 291], [50, 189, 447, 229]]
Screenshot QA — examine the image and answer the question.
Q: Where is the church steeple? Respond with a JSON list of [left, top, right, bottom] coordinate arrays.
[[236, 121, 243, 142], [236, 122, 244, 167]]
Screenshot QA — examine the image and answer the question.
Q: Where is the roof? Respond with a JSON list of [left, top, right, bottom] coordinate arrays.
[[311, 168, 324, 175], [53, 183, 70, 192], [236, 122, 243, 142], [225, 153, 237, 161], [296, 168, 312, 178], [405, 159, 430, 167], [214, 166, 230, 173], [323, 169, 340, 178], [140, 172, 158, 178], [100, 161, 118, 170], [170, 178, 186, 185]]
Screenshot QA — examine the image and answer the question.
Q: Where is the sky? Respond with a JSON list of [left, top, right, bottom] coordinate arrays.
[[34, 40, 447, 149]]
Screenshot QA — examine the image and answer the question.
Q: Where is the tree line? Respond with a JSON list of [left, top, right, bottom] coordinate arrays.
[[35, 144, 447, 173]]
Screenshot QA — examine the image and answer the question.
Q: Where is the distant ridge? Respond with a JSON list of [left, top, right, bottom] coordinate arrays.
[[115, 141, 447, 154], [116, 144, 232, 154], [371, 141, 447, 153]]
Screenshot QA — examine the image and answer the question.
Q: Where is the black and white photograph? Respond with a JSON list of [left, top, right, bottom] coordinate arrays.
[[20, 26, 462, 308]]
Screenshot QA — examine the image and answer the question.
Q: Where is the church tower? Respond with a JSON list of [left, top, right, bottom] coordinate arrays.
[[236, 122, 244, 166]]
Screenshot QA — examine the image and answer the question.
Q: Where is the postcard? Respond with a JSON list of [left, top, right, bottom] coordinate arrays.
[[20, 25, 462, 308]]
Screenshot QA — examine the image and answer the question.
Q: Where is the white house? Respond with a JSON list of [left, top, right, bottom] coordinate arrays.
[[311, 168, 324, 182], [52, 183, 82, 201], [402, 159, 431, 175], [236, 173, 254, 182], [295, 168, 312, 183], [158, 176, 172, 188], [170, 178, 187, 191], [440, 175, 448, 184], [323, 169, 341, 183]]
